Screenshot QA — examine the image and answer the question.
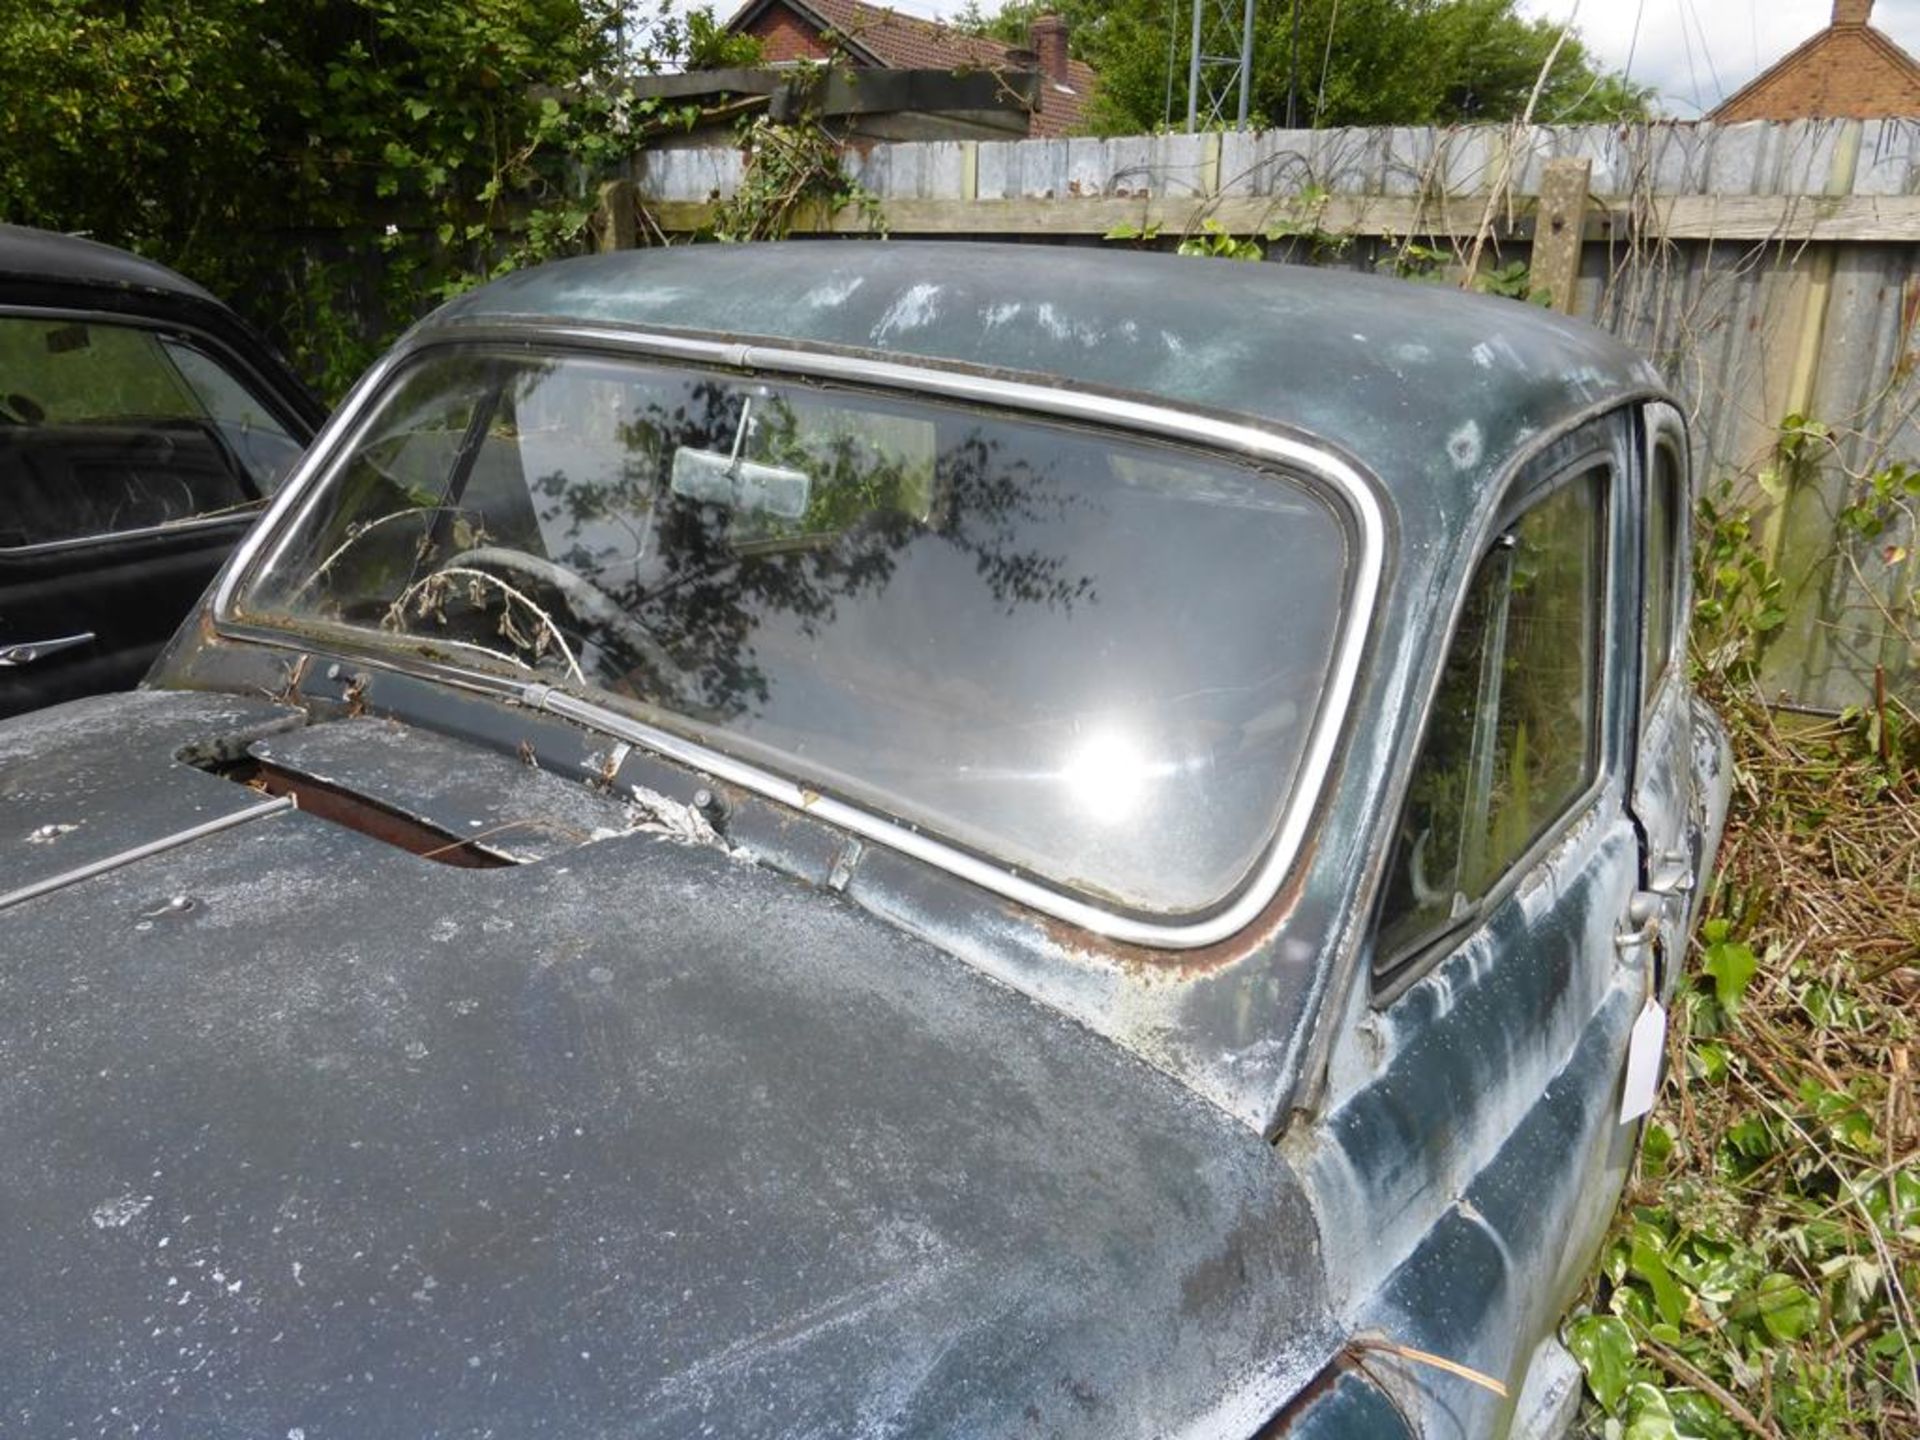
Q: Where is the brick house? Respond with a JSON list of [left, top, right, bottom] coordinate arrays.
[[1709, 0, 1920, 122], [725, 0, 1095, 137]]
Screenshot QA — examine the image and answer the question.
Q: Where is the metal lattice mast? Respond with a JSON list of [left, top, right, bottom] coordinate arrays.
[[1184, 0, 1257, 132]]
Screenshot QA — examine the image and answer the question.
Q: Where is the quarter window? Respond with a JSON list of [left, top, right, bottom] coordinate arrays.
[[1375, 469, 1607, 969]]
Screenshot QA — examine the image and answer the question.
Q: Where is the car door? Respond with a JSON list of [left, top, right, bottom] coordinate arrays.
[[1628, 402, 1700, 992], [1307, 409, 1666, 1433], [0, 311, 307, 718]]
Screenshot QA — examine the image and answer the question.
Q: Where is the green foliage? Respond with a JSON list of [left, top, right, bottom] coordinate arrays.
[[1175, 219, 1264, 261], [1379, 238, 1550, 302], [709, 112, 885, 244], [681, 7, 763, 69], [1261, 183, 1352, 263], [963, 0, 1652, 135], [0, 1, 740, 399], [1693, 474, 1789, 686]]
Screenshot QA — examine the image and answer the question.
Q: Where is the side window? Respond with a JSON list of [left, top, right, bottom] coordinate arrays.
[[0, 316, 288, 548], [1642, 440, 1683, 710], [1375, 468, 1608, 971]]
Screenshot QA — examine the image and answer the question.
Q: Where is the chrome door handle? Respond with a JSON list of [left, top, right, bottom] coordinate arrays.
[[0, 631, 95, 666], [1615, 890, 1666, 952]]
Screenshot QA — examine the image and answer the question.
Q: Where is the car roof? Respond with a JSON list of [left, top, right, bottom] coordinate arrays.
[[0, 223, 217, 303], [424, 240, 1666, 514]]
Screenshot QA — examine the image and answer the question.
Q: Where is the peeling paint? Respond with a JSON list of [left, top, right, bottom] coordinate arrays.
[[1446, 420, 1484, 470]]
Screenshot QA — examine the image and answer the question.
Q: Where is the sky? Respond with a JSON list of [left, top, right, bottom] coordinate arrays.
[[708, 0, 1920, 120]]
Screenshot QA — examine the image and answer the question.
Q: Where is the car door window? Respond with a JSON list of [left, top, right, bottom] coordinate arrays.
[[0, 315, 295, 548], [1375, 467, 1607, 970], [1642, 439, 1683, 711]]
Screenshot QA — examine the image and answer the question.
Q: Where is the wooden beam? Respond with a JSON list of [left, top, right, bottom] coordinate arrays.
[[1531, 157, 1590, 313], [643, 191, 1920, 245]]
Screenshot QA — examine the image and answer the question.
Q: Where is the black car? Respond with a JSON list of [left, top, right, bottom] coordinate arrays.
[[0, 243, 1729, 1437], [0, 224, 324, 717]]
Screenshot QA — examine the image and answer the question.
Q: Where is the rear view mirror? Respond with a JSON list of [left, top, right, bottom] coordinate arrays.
[[669, 446, 812, 520]]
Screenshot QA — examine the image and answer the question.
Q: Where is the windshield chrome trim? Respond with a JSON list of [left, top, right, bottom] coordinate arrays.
[[213, 326, 1385, 950]]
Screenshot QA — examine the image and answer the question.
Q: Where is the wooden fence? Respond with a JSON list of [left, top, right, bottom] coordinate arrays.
[[619, 119, 1920, 710]]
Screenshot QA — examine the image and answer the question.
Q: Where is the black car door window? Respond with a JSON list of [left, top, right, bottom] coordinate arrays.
[[0, 316, 290, 548]]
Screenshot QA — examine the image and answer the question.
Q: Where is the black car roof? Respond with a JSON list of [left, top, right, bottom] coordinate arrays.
[[423, 240, 1667, 515], [0, 223, 217, 303]]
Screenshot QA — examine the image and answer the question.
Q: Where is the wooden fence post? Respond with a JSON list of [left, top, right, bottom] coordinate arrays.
[[1532, 157, 1590, 314], [594, 179, 639, 252]]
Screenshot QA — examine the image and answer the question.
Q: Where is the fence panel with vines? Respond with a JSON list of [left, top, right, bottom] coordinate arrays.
[[624, 117, 1920, 712]]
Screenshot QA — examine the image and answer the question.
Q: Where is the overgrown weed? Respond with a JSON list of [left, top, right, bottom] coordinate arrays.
[[1573, 480, 1920, 1438]]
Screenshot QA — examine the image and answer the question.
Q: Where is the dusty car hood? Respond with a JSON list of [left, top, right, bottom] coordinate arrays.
[[0, 692, 1339, 1437]]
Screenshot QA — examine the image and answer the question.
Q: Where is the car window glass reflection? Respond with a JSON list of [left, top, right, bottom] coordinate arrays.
[[0, 317, 291, 545], [1376, 468, 1605, 968], [244, 349, 1351, 916]]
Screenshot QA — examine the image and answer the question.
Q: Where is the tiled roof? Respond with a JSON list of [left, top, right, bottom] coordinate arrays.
[[731, 0, 1096, 137]]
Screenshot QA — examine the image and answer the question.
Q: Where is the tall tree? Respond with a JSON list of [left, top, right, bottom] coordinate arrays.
[[0, 0, 704, 394], [962, 0, 1650, 133]]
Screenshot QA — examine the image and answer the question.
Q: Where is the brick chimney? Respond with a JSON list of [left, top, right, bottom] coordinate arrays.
[[1030, 14, 1071, 86], [1834, 0, 1874, 26]]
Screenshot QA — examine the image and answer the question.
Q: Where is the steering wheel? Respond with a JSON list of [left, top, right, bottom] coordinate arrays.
[[0, 392, 44, 426], [434, 546, 705, 710]]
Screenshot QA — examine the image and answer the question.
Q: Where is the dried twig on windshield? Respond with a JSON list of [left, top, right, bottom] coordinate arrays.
[[384, 566, 586, 685]]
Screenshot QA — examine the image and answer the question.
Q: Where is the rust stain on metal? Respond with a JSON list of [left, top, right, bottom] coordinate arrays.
[[1035, 837, 1316, 980], [1253, 1352, 1365, 1435]]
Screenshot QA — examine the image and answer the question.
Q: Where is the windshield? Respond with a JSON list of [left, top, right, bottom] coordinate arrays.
[[238, 347, 1350, 915]]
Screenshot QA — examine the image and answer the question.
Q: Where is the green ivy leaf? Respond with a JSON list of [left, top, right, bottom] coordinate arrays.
[[1701, 932, 1759, 1011], [1622, 1382, 1682, 1440], [1630, 1231, 1690, 1330], [1567, 1313, 1636, 1411], [1750, 1272, 1819, 1342]]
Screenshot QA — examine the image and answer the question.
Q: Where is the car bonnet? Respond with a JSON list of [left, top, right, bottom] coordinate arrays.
[[0, 690, 1340, 1437]]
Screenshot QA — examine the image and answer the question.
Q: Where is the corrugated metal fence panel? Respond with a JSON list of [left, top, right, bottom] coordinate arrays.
[[623, 120, 1920, 707]]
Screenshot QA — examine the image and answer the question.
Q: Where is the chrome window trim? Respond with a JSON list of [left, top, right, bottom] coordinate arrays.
[[1641, 402, 1691, 723], [212, 326, 1386, 951], [0, 303, 296, 555], [0, 507, 263, 560]]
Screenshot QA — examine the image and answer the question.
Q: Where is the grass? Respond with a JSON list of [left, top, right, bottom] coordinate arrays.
[[1569, 508, 1920, 1437]]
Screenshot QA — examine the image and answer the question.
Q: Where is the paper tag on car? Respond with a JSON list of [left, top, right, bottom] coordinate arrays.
[[1619, 997, 1667, 1124]]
